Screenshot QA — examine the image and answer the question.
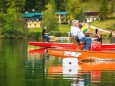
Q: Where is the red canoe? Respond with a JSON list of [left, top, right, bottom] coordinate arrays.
[[28, 41, 115, 51], [28, 42, 77, 49]]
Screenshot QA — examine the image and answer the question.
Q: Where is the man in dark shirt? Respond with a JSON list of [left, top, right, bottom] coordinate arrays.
[[42, 27, 50, 42]]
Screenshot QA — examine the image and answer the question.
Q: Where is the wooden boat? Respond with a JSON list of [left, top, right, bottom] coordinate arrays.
[[48, 48, 115, 59], [28, 41, 115, 50]]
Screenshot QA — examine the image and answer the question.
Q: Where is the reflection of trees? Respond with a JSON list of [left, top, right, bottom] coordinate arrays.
[[0, 39, 27, 86]]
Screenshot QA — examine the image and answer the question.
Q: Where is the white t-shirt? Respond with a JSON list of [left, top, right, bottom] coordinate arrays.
[[70, 26, 85, 39]]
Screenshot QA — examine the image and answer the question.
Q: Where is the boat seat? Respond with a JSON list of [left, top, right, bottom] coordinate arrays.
[[70, 36, 85, 50]]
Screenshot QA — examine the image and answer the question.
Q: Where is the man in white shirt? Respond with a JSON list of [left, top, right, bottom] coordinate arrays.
[[70, 20, 92, 50]]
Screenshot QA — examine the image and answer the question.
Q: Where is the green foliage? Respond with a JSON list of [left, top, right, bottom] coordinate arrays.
[[99, 0, 109, 20], [0, 13, 5, 34], [89, 19, 115, 30], [67, 0, 81, 20], [42, 3, 59, 32], [75, 8, 85, 22], [6, 0, 25, 13], [48, 31, 68, 37], [0, 0, 7, 13], [27, 32, 41, 39], [25, 0, 36, 12], [55, 0, 69, 11], [49, 0, 56, 12], [0, 0, 28, 38], [3, 12, 28, 38]]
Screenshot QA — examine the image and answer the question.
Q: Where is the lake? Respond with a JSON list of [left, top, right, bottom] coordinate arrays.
[[0, 39, 115, 86]]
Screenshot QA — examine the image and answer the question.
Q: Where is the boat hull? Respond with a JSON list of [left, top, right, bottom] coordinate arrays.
[[28, 41, 115, 50], [48, 48, 115, 59], [28, 42, 77, 49]]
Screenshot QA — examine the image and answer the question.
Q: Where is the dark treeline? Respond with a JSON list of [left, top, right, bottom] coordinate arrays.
[[24, 0, 114, 12], [0, 0, 114, 13], [25, 0, 68, 12]]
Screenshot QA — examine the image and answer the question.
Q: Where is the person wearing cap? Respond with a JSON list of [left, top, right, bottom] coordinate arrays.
[[70, 19, 92, 51]]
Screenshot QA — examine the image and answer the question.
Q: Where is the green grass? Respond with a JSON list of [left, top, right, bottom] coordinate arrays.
[[89, 19, 115, 30], [29, 25, 71, 33], [29, 19, 115, 34], [59, 25, 70, 32], [29, 27, 42, 32]]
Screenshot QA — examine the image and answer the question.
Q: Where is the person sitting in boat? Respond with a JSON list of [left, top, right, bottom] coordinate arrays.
[[70, 19, 92, 51], [96, 34, 102, 44], [42, 26, 50, 42]]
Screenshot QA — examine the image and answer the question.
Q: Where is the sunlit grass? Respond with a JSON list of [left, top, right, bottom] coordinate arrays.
[[29, 27, 42, 32], [29, 19, 115, 33], [89, 19, 115, 30], [59, 25, 70, 32], [29, 25, 71, 33]]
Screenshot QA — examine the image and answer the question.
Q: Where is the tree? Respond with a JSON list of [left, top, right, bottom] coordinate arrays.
[[6, 0, 25, 13], [0, 0, 7, 13], [1, 0, 28, 38], [75, 8, 85, 22], [110, 0, 115, 14], [67, 0, 85, 22], [55, 0, 68, 11], [3, 9, 27, 38], [99, 0, 109, 20], [49, 0, 56, 12], [25, 0, 36, 12], [42, 3, 59, 32]]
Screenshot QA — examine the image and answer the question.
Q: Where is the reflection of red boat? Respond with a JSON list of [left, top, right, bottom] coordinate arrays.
[[28, 41, 115, 50], [28, 48, 46, 54]]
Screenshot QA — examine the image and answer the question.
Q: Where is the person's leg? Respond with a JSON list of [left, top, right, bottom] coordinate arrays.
[[81, 37, 92, 50], [84, 37, 92, 50], [43, 35, 50, 42], [46, 36, 50, 42]]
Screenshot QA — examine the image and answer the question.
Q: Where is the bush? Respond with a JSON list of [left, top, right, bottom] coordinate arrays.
[[49, 31, 68, 37], [27, 32, 41, 39]]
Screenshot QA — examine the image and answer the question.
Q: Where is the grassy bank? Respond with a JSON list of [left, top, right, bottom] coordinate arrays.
[[89, 19, 115, 30]]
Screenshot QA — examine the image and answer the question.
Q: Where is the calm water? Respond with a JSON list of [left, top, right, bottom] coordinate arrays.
[[0, 39, 115, 86]]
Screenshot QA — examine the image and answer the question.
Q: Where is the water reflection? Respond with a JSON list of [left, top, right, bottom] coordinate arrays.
[[28, 46, 115, 86], [0, 39, 115, 86], [47, 58, 115, 85]]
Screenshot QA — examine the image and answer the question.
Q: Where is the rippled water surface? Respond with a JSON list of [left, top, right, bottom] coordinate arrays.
[[0, 39, 115, 86]]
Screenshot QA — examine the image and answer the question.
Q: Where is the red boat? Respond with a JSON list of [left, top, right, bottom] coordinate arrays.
[[28, 41, 115, 51], [28, 42, 77, 49]]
